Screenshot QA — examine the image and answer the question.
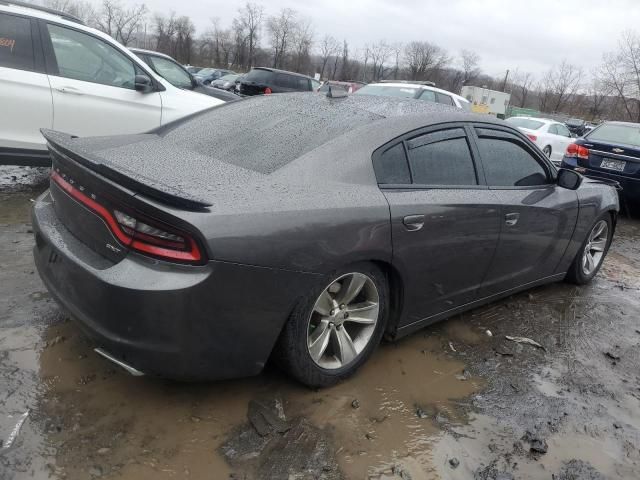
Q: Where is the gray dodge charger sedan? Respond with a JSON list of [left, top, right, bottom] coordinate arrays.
[[32, 94, 619, 387]]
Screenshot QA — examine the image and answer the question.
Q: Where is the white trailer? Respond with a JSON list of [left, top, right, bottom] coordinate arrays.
[[461, 86, 511, 117]]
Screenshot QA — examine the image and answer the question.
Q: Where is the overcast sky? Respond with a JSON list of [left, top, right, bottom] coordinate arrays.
[[133, 0, 640, 79]]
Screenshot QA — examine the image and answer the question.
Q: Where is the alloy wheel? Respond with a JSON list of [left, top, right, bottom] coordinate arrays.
[[582, 220, 608, 276], [307, 272, 379, 370]]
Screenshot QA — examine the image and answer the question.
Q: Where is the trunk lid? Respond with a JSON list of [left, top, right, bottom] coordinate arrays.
[[579, 138, 640, 177]]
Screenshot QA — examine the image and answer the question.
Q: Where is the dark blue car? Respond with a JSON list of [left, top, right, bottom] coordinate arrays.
[[561, 121, 640, 203]]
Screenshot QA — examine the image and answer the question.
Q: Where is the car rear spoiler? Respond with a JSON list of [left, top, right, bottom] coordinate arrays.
[[41, 129, 213, 210]]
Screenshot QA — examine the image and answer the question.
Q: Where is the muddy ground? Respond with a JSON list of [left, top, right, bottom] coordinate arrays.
[[1, 167, 639, 480]]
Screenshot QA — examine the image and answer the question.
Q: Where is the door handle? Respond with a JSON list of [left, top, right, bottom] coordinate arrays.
[[505, 212, 520, 226], [56, 86, 84, 95], [403, 214, 425, 231]]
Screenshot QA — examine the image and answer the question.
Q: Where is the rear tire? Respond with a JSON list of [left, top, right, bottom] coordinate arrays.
[[543, 145, 552, 157], [565, 213, 613, 285], [275, 263, 388, 388]]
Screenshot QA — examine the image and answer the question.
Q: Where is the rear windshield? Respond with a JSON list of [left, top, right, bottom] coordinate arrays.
[[587, 123, 640, 147], [243, 69, 274, 83], [159, 96, 382, 174], [355, 85, 419, 99], [506, 117, 545, 130]]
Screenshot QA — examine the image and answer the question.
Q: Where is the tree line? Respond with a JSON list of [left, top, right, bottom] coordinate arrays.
[[43, 0, 640, 122]]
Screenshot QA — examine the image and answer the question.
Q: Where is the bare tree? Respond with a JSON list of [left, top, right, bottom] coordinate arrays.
[[44, 0, 95, 23], [599, 31, 640, 122], [94, 0, 147, 46], [237, 3, 264, 68], [369, 41, 392, 81], [318, 35, 339, 79], [339, 40, 351, 80], [537, 61, 582, 113], [460, 49, 481, 86], [291, 18, 313, 73], [267, 8, 297, 69], [512, 71, 534, 108], [404, 41, 449, 81]]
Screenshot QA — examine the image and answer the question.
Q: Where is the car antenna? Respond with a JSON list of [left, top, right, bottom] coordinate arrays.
[[326, 85, 348, 99]]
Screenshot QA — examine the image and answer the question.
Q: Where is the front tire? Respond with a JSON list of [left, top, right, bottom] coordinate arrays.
[[275, 263, 388, 387], [565, 214, 613, 285]]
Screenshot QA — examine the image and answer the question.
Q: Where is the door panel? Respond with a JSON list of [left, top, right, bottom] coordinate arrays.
[[473, 126, 579, 296], [0, 67, 52, 150], [478, 187, 579, 296], [44, 22, 161, 137], [385, 189, 501, 325], [0, 13, 52, 150]]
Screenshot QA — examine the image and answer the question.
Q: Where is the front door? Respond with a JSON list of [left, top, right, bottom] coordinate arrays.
[[42, 22, 162, 138], [374, 126, 501, 327], [471, 126, 579, 296]]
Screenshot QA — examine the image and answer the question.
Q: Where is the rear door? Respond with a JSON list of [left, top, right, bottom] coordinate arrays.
[[41, 22, 162, 137], [0, 12, 52, 151], [375, 125, 501, 326], [473, 126, 579, 296]]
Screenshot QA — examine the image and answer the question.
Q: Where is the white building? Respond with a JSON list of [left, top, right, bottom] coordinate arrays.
[[461, 86, 511, 117]]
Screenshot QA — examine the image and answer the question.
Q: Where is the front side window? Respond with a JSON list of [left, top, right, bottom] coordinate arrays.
[[47, 24, 136, 89], [0, 13, 34, 71], [476, 133, 549, 187], [148, 55, 192, 89], [407, 129, 477, 185]]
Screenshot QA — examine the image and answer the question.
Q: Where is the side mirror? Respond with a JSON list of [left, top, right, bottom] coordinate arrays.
[[557, 168, 583, 190], [134, 74, 153, 92]]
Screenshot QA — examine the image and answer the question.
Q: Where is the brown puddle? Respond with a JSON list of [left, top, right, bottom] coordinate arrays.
[[37, 319, 485, 479]]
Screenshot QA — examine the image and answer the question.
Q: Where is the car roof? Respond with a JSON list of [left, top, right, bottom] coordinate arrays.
[[366, 82, 469, 103], [251, 67, 314, 80], [0, 0, 83, 23], [129, 48, 176, 61], [600, 121, 640, 127], [510, 116, 563, 126]]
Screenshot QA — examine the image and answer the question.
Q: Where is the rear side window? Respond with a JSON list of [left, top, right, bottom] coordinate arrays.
[[373, 143, 411, 184], [435, 92, 454, 106], [548, 124, 558, 135], [476, 132, 549, 187], [407, 129, 477, 185], [0, 13, 34, 71]]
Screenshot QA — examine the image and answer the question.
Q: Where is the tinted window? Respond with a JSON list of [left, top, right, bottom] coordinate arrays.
[[407, 129, 477, 185], [506, 117, 544, 130], [476, 135, 549, 187], [47, 24, 136, 89], [587, 123, 640, 146], [0, 13, 34, 71], [243, 68, 274, 83], [148, 55, 192, 89], [435, 92, 454, 106], [418, 89, 436, 102], [373, 143, 410, 184]]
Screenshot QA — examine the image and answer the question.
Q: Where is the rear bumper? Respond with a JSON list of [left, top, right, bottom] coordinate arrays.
[[561, 157, 640, 201], [32, 191, 321, 381]]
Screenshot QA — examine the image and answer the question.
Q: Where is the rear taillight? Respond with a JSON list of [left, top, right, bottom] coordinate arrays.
[[51, 171, 204, 264], [264, 87, 272, 95], [526, 133, 537, 142], [565, 143, 590, 159]]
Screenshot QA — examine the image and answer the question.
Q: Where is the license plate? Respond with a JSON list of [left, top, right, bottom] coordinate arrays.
[[600, 158, 626, 172]]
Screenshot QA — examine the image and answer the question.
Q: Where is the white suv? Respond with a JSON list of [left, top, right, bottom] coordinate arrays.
[[0, 1, 224, 166], [354, 81, 472, 111]]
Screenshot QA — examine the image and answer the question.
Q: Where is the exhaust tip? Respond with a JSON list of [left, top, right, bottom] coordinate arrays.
[[94, 348, 144, 376]]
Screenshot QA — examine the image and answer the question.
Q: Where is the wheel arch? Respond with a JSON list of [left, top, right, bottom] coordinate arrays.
[[370, 259, 406, 339]]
